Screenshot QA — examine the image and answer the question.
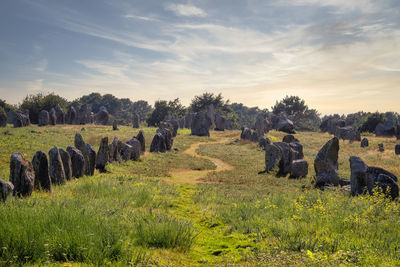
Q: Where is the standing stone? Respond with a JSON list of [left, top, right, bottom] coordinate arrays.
[[48, 147, 66, 185], [274, 142, 295, 176], [96, 137, 109, 173], [276, 115, 295, 134], [67, 106, 77, 125], [314, 137, 340, 187], [206, 104, 215, 129], [38, 110, 50, 126], [111, 137, 123, 162], [9, 152, 35, 197], [67, 146, 85, 178], [95, 106, 109, 125], [157, 128, 173, 150], [132, 113, 140, 128], [166, 120, 179, 137], [259, 137, 271, 149], [378, 143, 384, 152], [375, 121, 396, 137], [367, 166, 399, 199], [361, 138, 369, 148], [265, 144, 281, 172], [59, 149, 72, 181], [9, 110, 30, 128], [395, 144, 400, 155], [32, 151, 51, 191], [178, 118, 185, 129], [136, 130, 145, 154], [121, 143, 133, 161], [75, 133, 90, 175], [86, 144, 96, 176], [282, 135, 299, 144], [184, 113, 193, 128], [108, 143, 114, 163], [336, 127, 361, 142], [49, 108, 57, 125], [254, 114, 267, 138], [55, 104, 65, 124], [127, 138, 141, 160], [350, 156, 369, 196], [290, 160, 308, 179], [0, 179, 14, 202], [113, 120, 118, 131], [240, 127, 252, 141], [78, 104, 88, 125], [150, 133, 167, 153], [214, 113, 226, 131]]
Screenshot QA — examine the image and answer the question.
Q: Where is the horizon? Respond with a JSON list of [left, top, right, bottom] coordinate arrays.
[[0, 0, 399, 114]]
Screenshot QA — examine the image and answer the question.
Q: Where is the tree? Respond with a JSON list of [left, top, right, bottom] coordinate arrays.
[[189, 92, 230, 113], [146, 98, 187, 126], [0, 99, 16, 112], [20, 92, 69, 124], [131, 100, 153, 122], [359, 112, 386, 133], [272, 95, 307, 116], [0, 106, 7, 127], [230, 103, 266, 128]]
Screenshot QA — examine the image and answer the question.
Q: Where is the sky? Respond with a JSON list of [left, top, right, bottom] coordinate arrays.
[[0, 0, 399, 114]]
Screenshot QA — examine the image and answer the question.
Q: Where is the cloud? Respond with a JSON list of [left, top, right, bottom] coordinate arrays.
[[165, 3, 206, 17], [123, 14, 159, 22]]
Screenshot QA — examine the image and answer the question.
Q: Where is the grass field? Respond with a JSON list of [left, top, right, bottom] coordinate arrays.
[[1, 124, 400, 266]]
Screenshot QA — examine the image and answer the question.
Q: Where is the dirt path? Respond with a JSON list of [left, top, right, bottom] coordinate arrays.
[[167, 137, 234, 184]]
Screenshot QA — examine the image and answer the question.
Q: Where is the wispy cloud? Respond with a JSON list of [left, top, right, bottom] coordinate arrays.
[[165, 3, 206, 17]]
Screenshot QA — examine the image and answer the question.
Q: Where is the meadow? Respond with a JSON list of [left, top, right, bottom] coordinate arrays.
[[1, 124, 400, 266]]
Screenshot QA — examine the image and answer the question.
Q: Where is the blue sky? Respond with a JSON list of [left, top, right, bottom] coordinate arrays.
[[0, 0, 399, 114]]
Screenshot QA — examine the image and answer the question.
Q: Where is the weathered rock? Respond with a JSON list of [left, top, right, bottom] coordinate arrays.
[[38, 110, 50, 126], [55, 104, 65, 124], [150, 132, 166, 153], [282, 135, 299, 144], [32, 151, 51, 191], [59, 149, 72, 181], [127, 138, 141, 160], [191, 111, 212, 137], [132, 113, 140, 128], [95, 107, 109, 125], [108, 143, 114, 163], [67, 146, 85, 178], [375, 121, 396, 137], [67, 106, 77, 125], [259, 137, 271, 149], [336, 126, 360, 142], [78, 104, 89, 125], [378, 143, 384, 152], [350, 156, 368, 196], [274, 142, 300, 176], [206, 104, 215, 129], [289, 142, 304, 159], [276, 116, 295, 134], [240, 127, 252, 141], [314, 137, 340, 187], [10, 152, 35, 197], [95, 137, 109, 172], [184, 113, 193, 128], [75, 133, 90, 175], [113, 120, 118, 131], [49, 108, 57, 125], [48, 147, 66, 185], [214, 113, 226, 131], [290, 159, 308, 179], [265, 144, 281, 172], [254, 114, 269, 138], [178, 118, 185, 129], [121, 143, 133, 161], [361, 138, 369, 148], [8, 110, 30, 128], [136, 130, 145, 154], [166, 119, 179, 137], [86, 144, 96, 176], [0, 179, 14, 202], [367, 166, 399, 199], [395, 144, 400, 155], [157, 128, 173, 150], [111, 137, 123, 162]]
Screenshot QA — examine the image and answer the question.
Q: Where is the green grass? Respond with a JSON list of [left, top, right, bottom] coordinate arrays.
[[1, 125, 400, 265]]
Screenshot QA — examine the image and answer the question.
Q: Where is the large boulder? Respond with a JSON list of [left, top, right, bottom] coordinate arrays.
[[78, 104, 89, 125], [336, 126, 360, 142], [136, 130, 145, 154], [132, 113, 140, 128], [361, 138, 369, 148], [127, 138, 141, 160], [215, 113, 226, 131], [9, 152, 35, 197], [111, 137, 123, 162], [96, 137, 109, 173], [86, 144, 96, 176], [191, 112, 212, 137], [112, 120, 118, 131], [150, 132, 166, 153], [59, 149, 72, 181], [349, 156, 369, 196], [259, 137, 271, 149], [290, 159, 308, 179], [274, 142, 302, 177], [276, 116, 295, 134], [95, 107, 109, 125], [49, 108, 57, 126], [48, 147, 66, 185], [74, 133, 90, 175], [8, 110, 30, 128], [375, 121, 396, 137], [265, 144, 281, 172], [55, 104, 65, 124], [32, 151, 51, 191], [165, 120, 179, 137], [38, 110, 50, 126], [240, 127, 252, 141], [395, 144, 400, 155], [121, 143, 133, 161], [157, 128, 173, 150], [67, 146, 85, 178], [314, 137, 340, 187], [67, 106, 78, 125], [282, 134, 299, 144], [0, 179, 14, 202], [254, 114, 269, 138]]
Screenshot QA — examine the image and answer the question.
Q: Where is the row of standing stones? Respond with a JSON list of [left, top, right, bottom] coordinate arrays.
[[0, 130, 148, 204]]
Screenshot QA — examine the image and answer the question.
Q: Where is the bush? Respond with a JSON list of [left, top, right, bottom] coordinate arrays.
[[0, 106, 7, 127]]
